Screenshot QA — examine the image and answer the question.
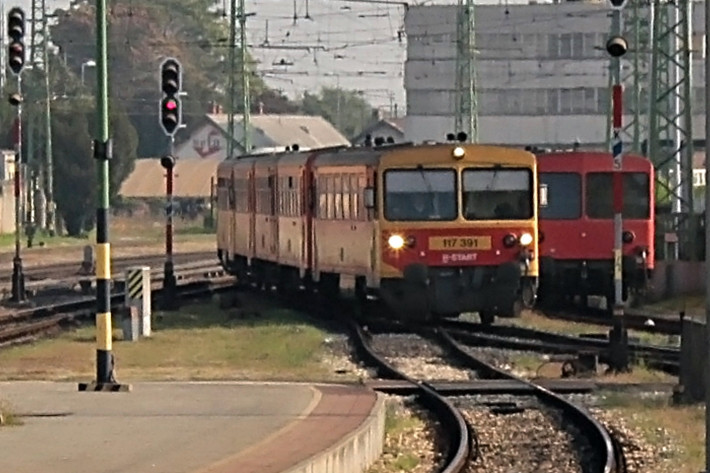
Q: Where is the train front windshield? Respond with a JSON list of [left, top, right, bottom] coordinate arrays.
[[463, 169, 533, 220], [384, 169, 457, 221]]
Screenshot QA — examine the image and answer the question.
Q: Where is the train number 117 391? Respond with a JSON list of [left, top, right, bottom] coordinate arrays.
[[428, 236, 492, 251]]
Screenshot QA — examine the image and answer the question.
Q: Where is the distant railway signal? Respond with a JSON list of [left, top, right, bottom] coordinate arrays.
[[160, 97, 181, 136], [607, 0, 628, 10], [7, 7, 25, 75], [159, 58, 182, 136], [606, 36, 628, 58]]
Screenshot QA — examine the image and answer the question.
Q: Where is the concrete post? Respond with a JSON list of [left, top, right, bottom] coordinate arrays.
[[125, 266, 151, 338]]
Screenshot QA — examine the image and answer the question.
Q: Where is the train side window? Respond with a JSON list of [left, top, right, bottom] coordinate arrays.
[[319, 176, 324, 219], [334, 174, 343, 220], [325, 175, 335, 220], [342, 174, 351, 220], [350, 174, 359, 220]]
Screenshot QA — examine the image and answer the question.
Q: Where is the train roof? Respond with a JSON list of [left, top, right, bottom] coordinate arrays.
[[536, 151, 652, 173]]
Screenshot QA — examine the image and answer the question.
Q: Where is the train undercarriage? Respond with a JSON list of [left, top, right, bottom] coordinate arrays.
[[537, 256, 652, 311], [219, 250, 536, 324]]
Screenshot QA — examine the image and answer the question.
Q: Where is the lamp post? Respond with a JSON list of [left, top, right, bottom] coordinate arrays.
[[81, 59, 96, 86]]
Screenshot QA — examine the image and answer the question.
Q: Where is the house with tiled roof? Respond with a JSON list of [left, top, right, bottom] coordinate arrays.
[[173, 113, 350, 161]]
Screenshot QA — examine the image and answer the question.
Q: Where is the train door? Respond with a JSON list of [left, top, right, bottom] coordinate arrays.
[[303, 154, 317, 280]]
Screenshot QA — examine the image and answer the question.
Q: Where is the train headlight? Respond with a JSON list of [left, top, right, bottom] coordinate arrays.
[[452, 146, 465, 160], [388, 234, 405, 250], [622, 230, 635, 244], [519, 232, 533, 246]]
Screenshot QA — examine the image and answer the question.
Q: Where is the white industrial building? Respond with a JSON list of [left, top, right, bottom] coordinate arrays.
[[404, 1, 707, 147]]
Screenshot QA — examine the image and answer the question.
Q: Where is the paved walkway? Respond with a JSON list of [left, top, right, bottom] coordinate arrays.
[[0, 381, 381, 473]]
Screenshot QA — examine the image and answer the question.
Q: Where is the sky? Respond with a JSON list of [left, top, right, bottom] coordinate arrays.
[[4, 0, 561, 113]]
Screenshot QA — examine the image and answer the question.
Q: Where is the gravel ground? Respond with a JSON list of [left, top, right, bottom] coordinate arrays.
[[318, 327, 679, 473], [454, 395, 591, 473], [370, 333, 477, 381], [366, 395, 446, 473]]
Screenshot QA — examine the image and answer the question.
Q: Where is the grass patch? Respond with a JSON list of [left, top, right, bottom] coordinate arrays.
[[598, 393, 703, 473], [0, 298, 345, 382], [367, 401, 425, 473]]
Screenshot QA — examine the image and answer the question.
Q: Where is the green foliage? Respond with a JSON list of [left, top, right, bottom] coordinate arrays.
[[49, 0, 285, 157], [51, 98, 138, 236], [52, 102, 94, 236], [300, 87, 376, 139]]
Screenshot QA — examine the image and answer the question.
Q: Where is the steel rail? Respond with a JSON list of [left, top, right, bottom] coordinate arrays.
[[436, 328, 626, 473], [541, 307, 681, 335], [347, 320, 472, 473], [0, 277, 234, 347]]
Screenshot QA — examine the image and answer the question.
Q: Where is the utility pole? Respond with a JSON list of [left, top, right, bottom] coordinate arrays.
[[7, 7, 27, 303], [78, 0, 128, 392], [648, 0, 694, 261], [606, 0, 630, 373], [454, 0, 477, 143], [607, 0, 652, 154], [158, 58, 182, 310], [26, 0, 53, 236], [227, 0, 252, 158]]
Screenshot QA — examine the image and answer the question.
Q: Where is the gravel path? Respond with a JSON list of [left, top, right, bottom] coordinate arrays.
[[370, 332, 477, 381], [453, 395, 591, 473]]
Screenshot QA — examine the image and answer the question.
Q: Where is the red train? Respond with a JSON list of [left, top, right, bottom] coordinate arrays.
[[535, 150, 654, 309], [216, 142, 540, 323]]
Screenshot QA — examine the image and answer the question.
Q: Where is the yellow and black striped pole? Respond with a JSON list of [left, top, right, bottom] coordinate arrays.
[[79, 0, 128, 392]]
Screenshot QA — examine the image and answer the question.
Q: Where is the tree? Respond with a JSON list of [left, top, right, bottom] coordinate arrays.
[[51, 96, 138, 236], [299, 87, 376, 139], [52, 102, 94, 236], [49, 0, 288, 157]]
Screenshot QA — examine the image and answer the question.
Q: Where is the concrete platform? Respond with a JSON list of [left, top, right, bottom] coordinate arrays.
[[0, 381, 385, 473]]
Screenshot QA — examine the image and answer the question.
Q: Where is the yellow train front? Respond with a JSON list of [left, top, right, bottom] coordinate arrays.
[[215, 142, 538, 325], [374, 144, 539, 323]]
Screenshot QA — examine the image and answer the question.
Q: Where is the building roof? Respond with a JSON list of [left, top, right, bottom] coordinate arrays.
[[351, 118, 405, 144], [119, 158, 220, 198], [207, 114, 350, 151]]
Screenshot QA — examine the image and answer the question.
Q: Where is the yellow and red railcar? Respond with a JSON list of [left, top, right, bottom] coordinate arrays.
[[536, 151, 654, 308], [217, 142, 539, 323]]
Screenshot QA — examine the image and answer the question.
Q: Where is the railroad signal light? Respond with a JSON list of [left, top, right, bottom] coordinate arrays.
[[159, 57, 183, 136], [7, 7, 25, 41], [7, 8, 25, 76], [160, 154, 176, 170], [160, 58, 181, 96], [8, 92, 22, 106], [160, 97, 181, 136], [606, 35, 628, 58], [607, 0, 628, 10]]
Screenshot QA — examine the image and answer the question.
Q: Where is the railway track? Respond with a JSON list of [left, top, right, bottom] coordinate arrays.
[[0, 260, 231, 348], [439, 319, 679, 375], [0, 250, 216, 285], [539, 306, 682, 335], [349, 318, 626, 473]]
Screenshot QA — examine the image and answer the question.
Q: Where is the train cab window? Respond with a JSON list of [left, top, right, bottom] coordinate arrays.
[[384, 169, 456, 221], [585, 172, 650, 219], [463, 168, 533, 220], [538, 172, 581, 219]]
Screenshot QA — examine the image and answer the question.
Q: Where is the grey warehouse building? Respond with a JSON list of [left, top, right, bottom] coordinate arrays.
[[404, 0, 706, 148]]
